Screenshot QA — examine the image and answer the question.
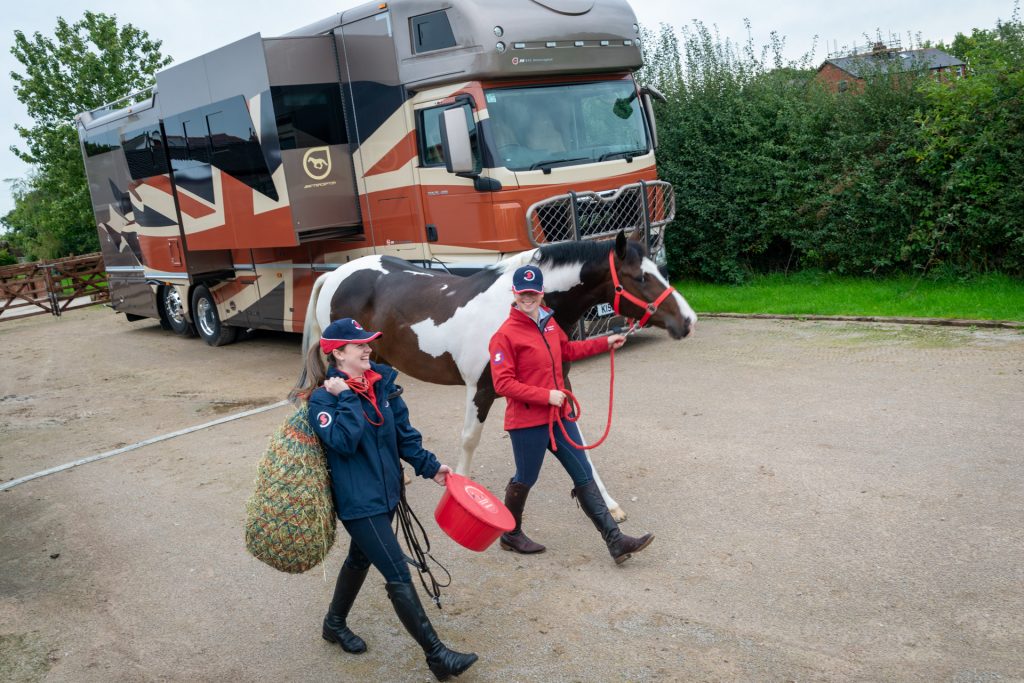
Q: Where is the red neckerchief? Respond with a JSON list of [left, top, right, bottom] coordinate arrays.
[[344, 368, 384, 425]]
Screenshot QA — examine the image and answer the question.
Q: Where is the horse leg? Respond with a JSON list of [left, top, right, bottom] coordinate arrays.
[[574, 427, 627, 523], [456, 375, 497, 476]]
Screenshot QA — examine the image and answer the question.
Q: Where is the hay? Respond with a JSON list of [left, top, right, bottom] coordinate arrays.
[[245, 405, 336, 573]]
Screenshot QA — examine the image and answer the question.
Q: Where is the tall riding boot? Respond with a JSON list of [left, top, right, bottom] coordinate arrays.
[[499, 479, 546, 554], [385, 581, 478, 681], [572, 479, 654, 565], [322, 564, 369, 653]]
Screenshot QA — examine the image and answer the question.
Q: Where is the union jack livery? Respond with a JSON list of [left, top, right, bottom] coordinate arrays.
[[76, 0, 674, 346]]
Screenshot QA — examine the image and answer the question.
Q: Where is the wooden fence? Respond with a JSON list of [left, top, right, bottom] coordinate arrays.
[[0, 253, 109, 321]]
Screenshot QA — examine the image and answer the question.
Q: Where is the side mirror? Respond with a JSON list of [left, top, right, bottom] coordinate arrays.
[[638, 84, 665, 151], [440, 107, 475, 175], [641, 91, 659, 150]]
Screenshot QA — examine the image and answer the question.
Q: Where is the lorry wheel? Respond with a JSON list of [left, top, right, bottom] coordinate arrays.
[[192, 285, 238, 347], [160, 286, 195, 337]]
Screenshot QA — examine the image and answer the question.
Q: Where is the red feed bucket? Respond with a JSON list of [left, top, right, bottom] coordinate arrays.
[[434, 473, 515, 552]]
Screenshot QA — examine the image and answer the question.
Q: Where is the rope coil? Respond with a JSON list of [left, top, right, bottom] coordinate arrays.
[[547, 347, 617, 452], [394, 479, 451, 608]]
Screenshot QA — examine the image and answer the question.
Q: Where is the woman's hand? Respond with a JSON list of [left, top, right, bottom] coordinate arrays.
[[324, 377, 350, 396], [548, 389, 566, 406], [607, 334, 626, 350], [433, 464, 453, 485]]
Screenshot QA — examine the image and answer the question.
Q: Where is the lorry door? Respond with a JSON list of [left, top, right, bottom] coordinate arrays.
[[414, 98, 498, 260], [336, 13, 426, 261]]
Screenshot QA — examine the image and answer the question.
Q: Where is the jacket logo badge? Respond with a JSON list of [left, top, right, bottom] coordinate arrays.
[[317, 411, 332, 428], [544, 325, 554, 332], [303, 147, 332, 181], [493, 351, 503, 364]]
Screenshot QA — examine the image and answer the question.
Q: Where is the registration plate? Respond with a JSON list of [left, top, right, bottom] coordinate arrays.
[[595, 303, 614, 317]]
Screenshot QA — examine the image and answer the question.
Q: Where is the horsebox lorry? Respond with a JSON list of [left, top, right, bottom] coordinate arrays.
[[76, 0, 674, 346]]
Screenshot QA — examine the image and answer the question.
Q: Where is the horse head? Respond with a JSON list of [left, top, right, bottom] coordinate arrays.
[[609, 230, 696, 339]]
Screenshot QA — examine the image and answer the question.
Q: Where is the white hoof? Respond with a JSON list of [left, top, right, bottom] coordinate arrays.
[[610, 505, 627, 523]]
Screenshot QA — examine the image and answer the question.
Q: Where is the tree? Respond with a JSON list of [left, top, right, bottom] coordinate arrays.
[[3, 11, 171, 259]]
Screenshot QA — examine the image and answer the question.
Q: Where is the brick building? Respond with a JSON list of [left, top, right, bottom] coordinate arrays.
[[817, 44, 966, 92]]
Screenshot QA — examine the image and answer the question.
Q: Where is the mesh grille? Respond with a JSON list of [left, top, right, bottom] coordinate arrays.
[[526, 180, 674, 259], [525, 180, 674, 339]]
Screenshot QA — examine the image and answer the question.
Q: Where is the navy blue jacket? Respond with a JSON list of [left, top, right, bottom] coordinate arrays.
[[308, 362, 441, 521]]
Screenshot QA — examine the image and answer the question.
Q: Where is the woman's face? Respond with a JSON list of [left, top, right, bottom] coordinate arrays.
[[514, 290, 542, 318], [333, 342, 372, 376]]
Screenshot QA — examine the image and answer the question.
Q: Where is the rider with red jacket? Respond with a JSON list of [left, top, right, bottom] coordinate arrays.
[[488, 264, 655, 564]]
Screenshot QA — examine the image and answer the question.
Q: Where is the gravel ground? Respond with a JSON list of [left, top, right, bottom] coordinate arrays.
[[1, 307, 1023, 682]]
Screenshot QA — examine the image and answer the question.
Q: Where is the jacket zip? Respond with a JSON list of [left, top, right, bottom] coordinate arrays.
[[534, 316, 562, 397]]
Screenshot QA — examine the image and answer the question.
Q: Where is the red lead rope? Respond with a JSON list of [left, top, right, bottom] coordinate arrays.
[[547, 347, 616, 452], [545, 250, 677, 452]]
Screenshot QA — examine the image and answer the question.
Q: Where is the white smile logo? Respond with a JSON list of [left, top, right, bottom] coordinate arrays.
[[303, 147, 332, 181]]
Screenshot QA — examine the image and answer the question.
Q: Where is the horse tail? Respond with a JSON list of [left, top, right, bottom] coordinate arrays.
[[290, 272, 329, 404]]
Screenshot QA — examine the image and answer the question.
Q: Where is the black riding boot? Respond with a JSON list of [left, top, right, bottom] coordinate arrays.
[[499, 479, 546, 554], [385, 581, 478, 681], [322, 564, 369, 653], [572, 479, 654, 565]]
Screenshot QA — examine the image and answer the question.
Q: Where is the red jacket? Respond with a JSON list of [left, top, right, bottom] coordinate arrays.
[[489, 305, 609, 430]]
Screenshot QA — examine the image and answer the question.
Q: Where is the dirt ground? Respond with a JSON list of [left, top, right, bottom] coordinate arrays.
[[1, 306, 1022, 683]]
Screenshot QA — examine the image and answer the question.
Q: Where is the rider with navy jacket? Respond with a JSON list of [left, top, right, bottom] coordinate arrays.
[[297, 317, 477, 682], [488, 265, 655, 565]]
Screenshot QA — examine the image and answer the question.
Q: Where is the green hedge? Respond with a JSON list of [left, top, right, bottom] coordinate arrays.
[[641, 16, 1024, 282]]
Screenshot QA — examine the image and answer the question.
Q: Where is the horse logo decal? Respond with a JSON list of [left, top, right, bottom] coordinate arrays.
[[303, 147, 332, 181], [317, 411, 332, 428]]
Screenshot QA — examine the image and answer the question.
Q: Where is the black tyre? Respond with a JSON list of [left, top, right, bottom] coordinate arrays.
[[160, 286, 195, 337], [191, 285, 238, 347]]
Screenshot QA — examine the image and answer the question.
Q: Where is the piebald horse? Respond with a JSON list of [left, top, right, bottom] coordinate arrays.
[[299, 231, 696, 520]]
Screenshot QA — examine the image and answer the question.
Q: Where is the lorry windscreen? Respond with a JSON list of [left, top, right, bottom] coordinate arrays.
[[484, 80, 649, 172]]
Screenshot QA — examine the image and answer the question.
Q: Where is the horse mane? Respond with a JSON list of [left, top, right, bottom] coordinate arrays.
[[488, 235, 644, 276], [535, 236, 644, 267]]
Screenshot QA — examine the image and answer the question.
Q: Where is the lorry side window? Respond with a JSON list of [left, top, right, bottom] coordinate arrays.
[[271, 84, 347, 150], [122, 126, 169, 180], [417, 102, 479, 171], [84, 130, 121, 157], [411, 11, 456, 53], [164, 96, 278, 200], [207, 101, 279, 201]]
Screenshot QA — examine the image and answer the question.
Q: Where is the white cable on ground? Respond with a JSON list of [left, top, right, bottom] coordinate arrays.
[[0, 400, 290, 492]]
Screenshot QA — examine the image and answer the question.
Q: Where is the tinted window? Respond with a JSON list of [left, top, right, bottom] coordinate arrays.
[[271, 84, 347, 150], [122, 126, 169, 180], [207, 104, 277, 200], [164, 96, 278, 200], [412, 11, 456, 53], [418, 102, 480, 171], [84, 130, 121, 157]]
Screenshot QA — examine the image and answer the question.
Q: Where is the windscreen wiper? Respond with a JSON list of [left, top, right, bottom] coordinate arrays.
[[599, 149, 647, 162], [529, 156, 589, 172]]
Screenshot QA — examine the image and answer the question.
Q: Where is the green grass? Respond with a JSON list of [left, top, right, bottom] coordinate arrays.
[[674, 272, 1024, 322]]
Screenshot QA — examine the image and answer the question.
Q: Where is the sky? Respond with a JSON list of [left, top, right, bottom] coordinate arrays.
[[0, 0, 1017, 222]]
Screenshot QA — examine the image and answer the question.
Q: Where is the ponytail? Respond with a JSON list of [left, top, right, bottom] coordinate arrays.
[[289, 343, 331, 404]]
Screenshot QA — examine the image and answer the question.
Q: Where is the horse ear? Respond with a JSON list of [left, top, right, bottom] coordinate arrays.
[[614, 230, 628, 260], [628, 227, 644, 242]]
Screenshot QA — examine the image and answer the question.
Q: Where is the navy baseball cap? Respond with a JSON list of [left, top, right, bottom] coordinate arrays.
[[512, 265, 543, 294], [320, 317, 382, 353]]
